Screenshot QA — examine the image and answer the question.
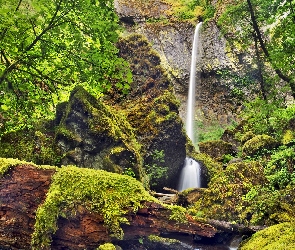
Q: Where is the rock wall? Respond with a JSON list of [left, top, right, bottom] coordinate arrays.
[[114, 0, 251, 129]]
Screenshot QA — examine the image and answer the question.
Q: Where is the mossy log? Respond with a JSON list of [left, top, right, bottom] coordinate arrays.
[[0, 161, 216, 250]]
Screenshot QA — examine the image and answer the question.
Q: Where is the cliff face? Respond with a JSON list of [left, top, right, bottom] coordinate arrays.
[[114, 0, 253, 128]]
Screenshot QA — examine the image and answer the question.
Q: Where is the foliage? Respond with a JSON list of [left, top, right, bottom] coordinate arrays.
[[264, 146, 295, 189], [163, 0, 215, 22], [241, 99, 295, 140], [145, 150, 168, 188], [217, 0, 295, 98], [192, 161, 267, 223], [197, 120, 225, 142], [31, 165, 156, 249], [240, 222, 295, 250], [0, 0, 132, 136], [0, 127, 61, 166]]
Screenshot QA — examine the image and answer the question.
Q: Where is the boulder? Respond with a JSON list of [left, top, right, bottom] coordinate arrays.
[[198, 139, 236, 161], [55, 86, 145, 183], [242, 134, 279, 157]]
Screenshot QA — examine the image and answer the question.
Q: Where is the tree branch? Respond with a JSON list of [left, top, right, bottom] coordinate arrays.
[[0, 0, 71, 85], [246, 0, 295, 98]]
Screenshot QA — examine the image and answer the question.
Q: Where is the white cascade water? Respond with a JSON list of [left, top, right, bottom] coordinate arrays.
[[178, 157, 201, 191], [178, 22, 202, 191], [185, 22, 202, 144]]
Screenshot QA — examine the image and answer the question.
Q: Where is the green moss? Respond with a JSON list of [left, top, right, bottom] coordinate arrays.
[[198, 139, 234, 161], [240, 223, 295, 250], [282, 129, 295, 145], [166, 204, 187, 223], [97, 243, 116, 250], [148, 235, 179, 244], [242, 134, 279, 157], [0, 129, 61, 166], [192, 161, 267, 223], [239, 131, 255, 143], [31, 165, 157, 249], [0, 158, 24, 177]]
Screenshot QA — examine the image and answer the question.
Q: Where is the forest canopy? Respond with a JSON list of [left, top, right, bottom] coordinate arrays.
[[0, 0, 132, 135]]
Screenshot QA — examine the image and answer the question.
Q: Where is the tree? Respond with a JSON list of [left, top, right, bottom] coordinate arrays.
[[0, 0, 132, 134], [217, 0, 295, 99]]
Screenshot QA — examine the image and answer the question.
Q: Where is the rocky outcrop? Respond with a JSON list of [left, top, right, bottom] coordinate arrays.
[[114, 34, 188, 191], [55, 86, 145, 183]]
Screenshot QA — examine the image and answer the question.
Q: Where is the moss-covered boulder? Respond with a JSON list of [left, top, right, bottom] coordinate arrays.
[[198, 139, 236, 161], [242, 134, 279, 157], [192, 161, 267, 223], [240, 223, 295, 250], [55, 86, 145, 183]]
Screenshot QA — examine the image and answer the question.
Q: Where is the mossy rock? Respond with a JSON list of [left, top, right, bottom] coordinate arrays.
[[115, 34, 187, 191], [192, 161, 267, 223], [239, 131, 255, 144], [55, 86, 145, 184], [240, 223, 295, 250], [282, 129, 295, 145], [242, 134, 279, 157], [198, 140, 235, 161], [176, 188, 205, 207]]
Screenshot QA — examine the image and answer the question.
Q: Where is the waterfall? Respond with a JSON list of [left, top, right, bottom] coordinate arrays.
[[185, 22, 202, 144], [178, 22, 202, 191], [178, 157, 201, 191]]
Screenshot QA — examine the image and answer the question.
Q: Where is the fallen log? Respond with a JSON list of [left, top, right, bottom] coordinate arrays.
[[0, 160, 217, 250]]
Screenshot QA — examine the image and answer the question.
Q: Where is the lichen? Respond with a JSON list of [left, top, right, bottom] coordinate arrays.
[[240, 223, 295, 250], [31, 165, 157, 249]]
